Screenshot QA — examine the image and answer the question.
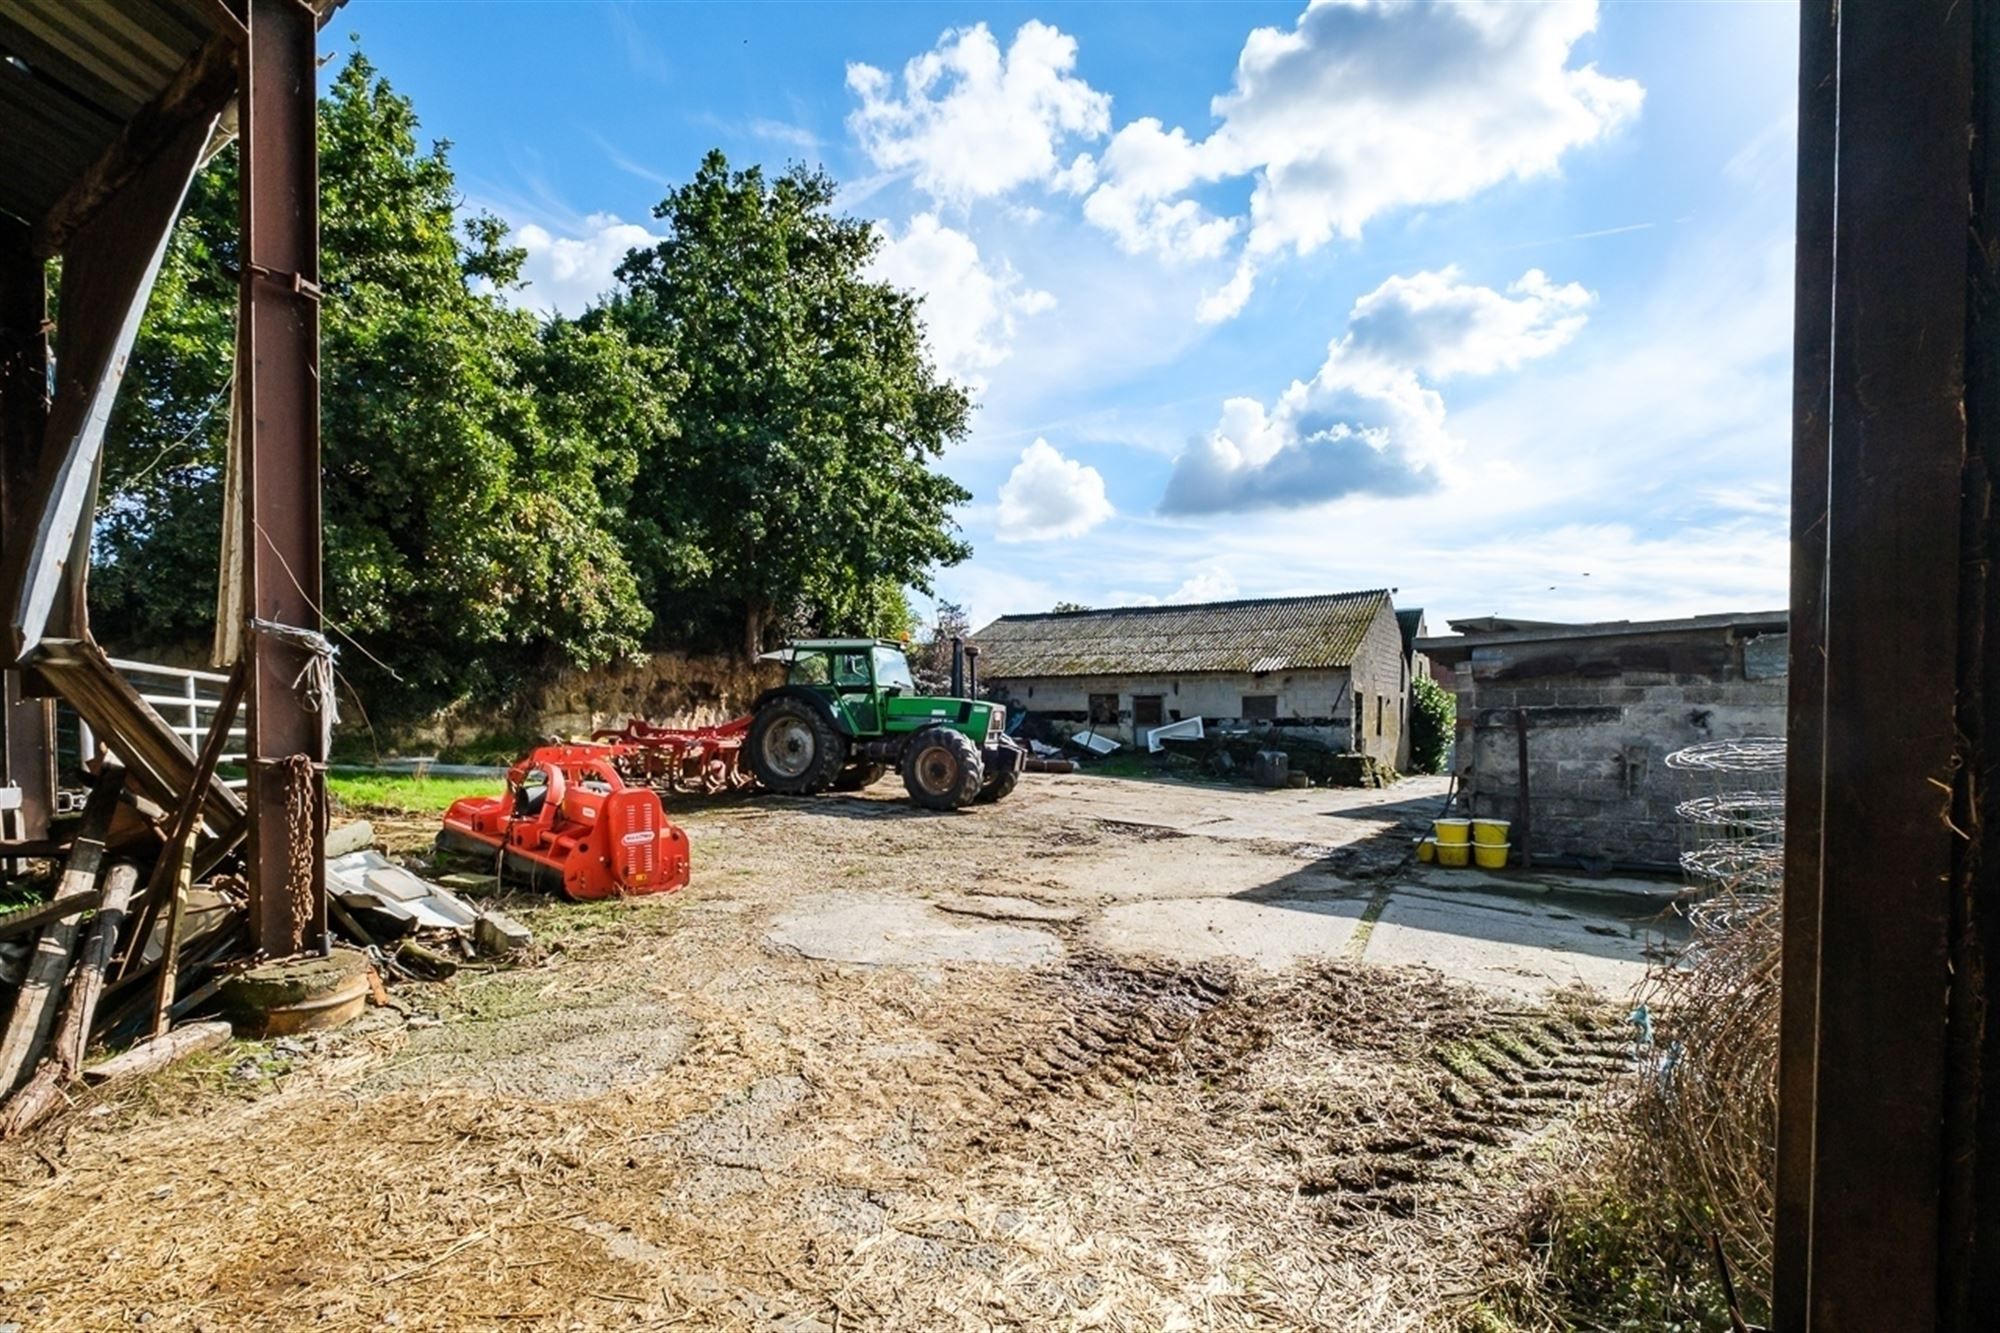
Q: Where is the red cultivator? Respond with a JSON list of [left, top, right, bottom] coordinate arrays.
[[590, 717, 755, 794]]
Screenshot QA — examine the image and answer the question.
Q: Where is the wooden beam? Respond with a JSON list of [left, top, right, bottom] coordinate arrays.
[[146, 660, 244, 1031], [0, 862, 138, 1137], [30, 32, 239, 259], [0, 769, 122, 1096]]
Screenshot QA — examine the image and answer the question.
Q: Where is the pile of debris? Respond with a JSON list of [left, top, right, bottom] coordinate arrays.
[[0, 770, 532, 1140]]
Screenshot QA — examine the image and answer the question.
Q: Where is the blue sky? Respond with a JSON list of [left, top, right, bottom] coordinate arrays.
[[345, 0, 1800, 632]]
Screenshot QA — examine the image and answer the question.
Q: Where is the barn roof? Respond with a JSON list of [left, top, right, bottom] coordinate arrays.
[[971, 590, 1392, 679]]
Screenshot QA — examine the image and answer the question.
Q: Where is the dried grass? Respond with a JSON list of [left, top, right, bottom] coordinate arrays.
[[0, 937, 1614, 1331]]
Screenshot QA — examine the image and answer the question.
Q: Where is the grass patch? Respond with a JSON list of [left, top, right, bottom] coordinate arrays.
[[328, 771, 499, 816]]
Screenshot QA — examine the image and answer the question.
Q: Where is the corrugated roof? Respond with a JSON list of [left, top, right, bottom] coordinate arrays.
[[972, 590, 1392, 679], [0, 0, 225, 229]]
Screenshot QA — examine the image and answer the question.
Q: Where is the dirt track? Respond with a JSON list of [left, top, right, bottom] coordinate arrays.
[[0, 773, 1672, 1331]]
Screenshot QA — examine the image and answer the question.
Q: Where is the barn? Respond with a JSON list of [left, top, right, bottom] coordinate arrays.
[[969, 590, 1413, 767]]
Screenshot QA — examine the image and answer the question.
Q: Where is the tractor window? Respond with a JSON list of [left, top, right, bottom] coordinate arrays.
[[831, 652, 871, 688], [787, 654, 831, 686], [872, 646, 916, 693]]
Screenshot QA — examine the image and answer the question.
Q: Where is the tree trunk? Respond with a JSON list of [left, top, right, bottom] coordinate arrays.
[[743, 600, 767, 662]]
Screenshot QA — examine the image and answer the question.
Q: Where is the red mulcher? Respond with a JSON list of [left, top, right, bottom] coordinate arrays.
[[438, 744, 691, 900]]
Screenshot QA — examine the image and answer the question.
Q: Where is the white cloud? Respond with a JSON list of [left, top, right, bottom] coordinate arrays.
[[848, 3, 1639, 318], [870, 213, 1056, 392], [1199, 1, 1641, 270], [506, 212, 663, 317], [846, 21, 1111, 204], [1081, 119, 1237, 262], [997, 438, 1114, 541], [1118, 564, 1243, 606], [1162, 267, 1592, 514]]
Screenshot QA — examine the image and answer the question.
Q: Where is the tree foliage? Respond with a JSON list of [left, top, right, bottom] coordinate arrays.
[[599, 152, 972, 658], [1409, 671, 1456, 775], [908, 599, 971, 695], [91, 56, 971, 721]]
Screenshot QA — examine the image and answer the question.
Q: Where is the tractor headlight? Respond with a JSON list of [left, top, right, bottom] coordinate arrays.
[[989, 705, 1006, 734]]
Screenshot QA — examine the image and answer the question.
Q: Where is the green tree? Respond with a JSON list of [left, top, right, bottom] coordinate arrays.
[[1409, 672, 1456, 775], [94, 51, 663, 716], [600, 151, 972, 659]]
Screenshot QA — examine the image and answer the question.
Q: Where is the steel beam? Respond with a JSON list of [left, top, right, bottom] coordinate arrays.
[[1770, 0, 1836, 1320], [0, 220, 53, 840], [238, 0, 324, 957], [1777, 0, 1984, 1325]]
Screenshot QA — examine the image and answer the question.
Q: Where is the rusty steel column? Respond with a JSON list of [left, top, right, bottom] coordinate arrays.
[[1777, 0, 1986, 1325], [0, 219, 55, 840], [239, 0, 325, 956]]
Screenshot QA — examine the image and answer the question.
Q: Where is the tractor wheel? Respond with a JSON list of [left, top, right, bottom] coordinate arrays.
[[901, 727, 984, 810], [832, 762, 887, 792], [747, 697, 848, 794], [975, 769, 1019, 804]]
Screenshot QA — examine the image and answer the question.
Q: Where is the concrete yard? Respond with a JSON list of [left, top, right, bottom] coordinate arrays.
[[0, 771, 1684, 1331]]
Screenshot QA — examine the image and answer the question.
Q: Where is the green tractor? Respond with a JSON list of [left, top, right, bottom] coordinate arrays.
[[745, 638, 1069, 810]]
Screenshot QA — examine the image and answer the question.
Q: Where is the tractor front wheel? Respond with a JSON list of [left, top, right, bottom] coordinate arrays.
[[901, 728, 984, 810], [747, 698, 848, 794], [975, 769, 1019, 804]]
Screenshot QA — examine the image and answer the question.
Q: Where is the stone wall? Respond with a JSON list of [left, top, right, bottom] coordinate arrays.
[[1452, 628, 1787, 869]]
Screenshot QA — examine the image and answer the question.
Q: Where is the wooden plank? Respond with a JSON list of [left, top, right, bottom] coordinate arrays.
[[81, 1019, 230, 1085], [29, 639, 242, 835], [147, 660, 244, 1031], [0, 768, 122, 1096], [0, 887, 102, 941], [0, 861, 137, 1136]]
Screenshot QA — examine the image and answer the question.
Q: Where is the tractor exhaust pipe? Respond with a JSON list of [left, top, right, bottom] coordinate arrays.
[[950, 636, 964, 697], [964, 644, 979, 698]]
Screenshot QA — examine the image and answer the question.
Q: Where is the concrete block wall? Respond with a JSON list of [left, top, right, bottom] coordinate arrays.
[[1346, 604, 1409, 768], [1454, 635, 1786, 869]]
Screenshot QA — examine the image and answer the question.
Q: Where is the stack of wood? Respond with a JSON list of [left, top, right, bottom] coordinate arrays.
[[0, 662, 251, 1136]]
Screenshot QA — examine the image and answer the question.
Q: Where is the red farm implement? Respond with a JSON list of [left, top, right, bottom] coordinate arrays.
[[438, 744, 691, 901], [590, 717, 754, 795]]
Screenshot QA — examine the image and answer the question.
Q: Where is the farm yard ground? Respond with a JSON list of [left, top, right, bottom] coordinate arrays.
[[1, 773, 1683, 1331]]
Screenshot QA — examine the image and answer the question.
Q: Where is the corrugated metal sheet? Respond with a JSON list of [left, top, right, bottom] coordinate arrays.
[[0, 0, 226, 228], [971, 590, 1392, 679]]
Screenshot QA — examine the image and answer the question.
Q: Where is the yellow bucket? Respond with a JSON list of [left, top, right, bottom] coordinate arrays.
[[1473, 841, 1510, 870], [1472, 818, 1511, 846], [1436, 840, 1471, 868], [1416, 837, 1436, 864], [1434, 818, 1472, 845]]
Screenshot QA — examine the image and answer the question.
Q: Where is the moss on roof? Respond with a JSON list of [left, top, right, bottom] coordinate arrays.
[[970, 590, 1392, 678]]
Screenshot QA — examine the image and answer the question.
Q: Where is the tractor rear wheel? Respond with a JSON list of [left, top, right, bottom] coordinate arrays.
[[832, 762, 887, 792], [747, 698, 848, 794], [901, 728, 984, 810], [975, 769, 1019, 804]]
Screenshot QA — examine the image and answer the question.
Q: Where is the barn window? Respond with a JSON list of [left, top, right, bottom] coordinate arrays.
[[1133, 695, 1164, 727], [1241, 694, 1278, 721], [1088, 693, 1119, 724], [1376, 695, 1385, 736]]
